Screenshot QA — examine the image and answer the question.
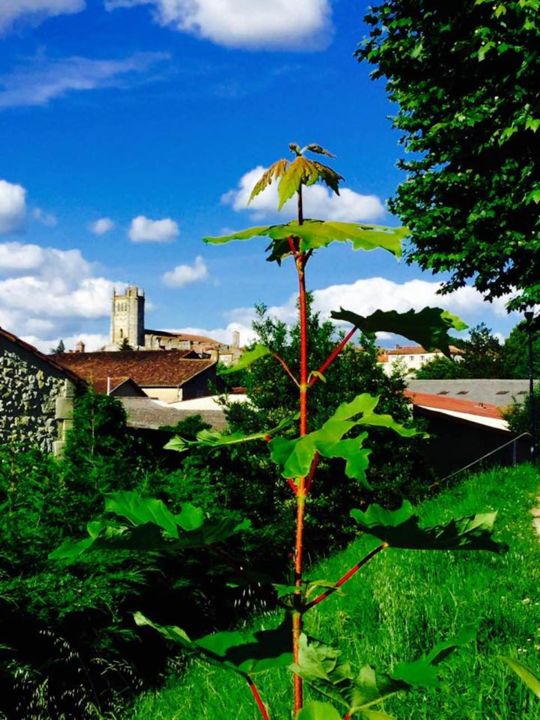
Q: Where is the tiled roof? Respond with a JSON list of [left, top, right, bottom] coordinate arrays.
[[0, 326, 84, 385], [54, 350, 216, 387], [91, 376, 146, 395], [404, 389, 502, 419], [383, 345, 462, 357]]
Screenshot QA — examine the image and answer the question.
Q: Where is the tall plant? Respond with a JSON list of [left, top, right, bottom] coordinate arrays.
[[52, 144, 505, 719]]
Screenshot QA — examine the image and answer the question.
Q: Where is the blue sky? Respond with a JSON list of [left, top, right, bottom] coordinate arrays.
[[0, 0, 518, 351]]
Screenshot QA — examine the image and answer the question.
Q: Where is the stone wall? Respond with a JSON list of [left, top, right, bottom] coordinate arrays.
[[0, 347, 75, 454]]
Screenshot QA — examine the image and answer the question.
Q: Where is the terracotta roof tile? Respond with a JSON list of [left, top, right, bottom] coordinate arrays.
[[54, 350, 216, 387]]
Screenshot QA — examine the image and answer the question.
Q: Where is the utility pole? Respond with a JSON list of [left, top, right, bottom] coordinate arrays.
[[524, 311, 538, 462]]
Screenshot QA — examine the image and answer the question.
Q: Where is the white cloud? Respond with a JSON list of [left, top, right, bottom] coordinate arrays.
[[25, 332, 111, 354], [201, 278, 515, 348], [89, 217, 115, 235], [32, 207, 58, 226], [0, 52, 168, 109], [223, 166, 385, 222], [129, 215, 179, 243], [0, 240, 126, 343], [0, 0, 85, 33], [105, 0, 332, 50], [0, 242, 44, 272], [0, 180, 27, 234], [162, 256, 208, 288]]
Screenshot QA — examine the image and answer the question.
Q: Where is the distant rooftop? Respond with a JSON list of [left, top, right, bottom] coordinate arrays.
[[408, 379, 539, 408]]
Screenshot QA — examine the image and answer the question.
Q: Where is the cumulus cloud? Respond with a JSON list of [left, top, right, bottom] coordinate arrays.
[[0, 0, 85, 33], [0, 240, 126, 343], [0, 180, 27, 234], [0, 52, 168, 109], [89, 217, 115, 235], [192, 278, 515, 349], [222, 166, 385, 222], [32, 207, 58, 227], [162, 256, 208, 288], [129, 215, 179, 243], [105, 0, 332, 50]]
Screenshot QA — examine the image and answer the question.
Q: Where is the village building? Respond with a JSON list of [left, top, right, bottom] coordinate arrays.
[[0, 327, 82, 454], [377, 344, 462, 377], [55, 350, 219, 404], [106, 285, 242, 365]]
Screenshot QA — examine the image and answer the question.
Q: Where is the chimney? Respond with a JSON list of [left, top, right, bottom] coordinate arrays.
[[75, 340, 85, 353]]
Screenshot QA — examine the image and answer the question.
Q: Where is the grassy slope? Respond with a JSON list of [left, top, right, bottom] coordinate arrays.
[[130, 465, 540, 720]]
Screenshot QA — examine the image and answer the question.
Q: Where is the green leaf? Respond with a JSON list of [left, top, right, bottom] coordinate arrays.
[[134, 613, 292, 675], [218, 343, 271, 374], [278, 156, 320, 208], [350, 501, 506, 553], [291, 630, 475, 714], [249, 159, 289, 202], [501, 657, 540, 698], [296, 701, 342, 720], [166, 414, 296, 453], [49, 493, 250, 562], [203, 220, 407, 262], [304, 144, 335, 157], [330, 307, 467, 355], [270, 394, 418, 485], [105, 491, 180, 537]]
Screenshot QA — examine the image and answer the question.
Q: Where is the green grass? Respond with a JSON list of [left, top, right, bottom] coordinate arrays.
[[129, 465, 540, 719]]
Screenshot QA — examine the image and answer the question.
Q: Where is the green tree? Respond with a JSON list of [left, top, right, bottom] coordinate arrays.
[[118, 337, 134, 351], [416, 323, 505, 378], [502, 320, 540, 378], [358, 0, 539, 311], [50, 338, 65, 354]]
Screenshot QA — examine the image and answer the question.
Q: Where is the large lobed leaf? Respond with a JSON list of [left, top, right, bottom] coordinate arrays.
[[203, 220, 407, 262], [350, 500, 506, 553], [291, 628, 475, 715], [49, 491, 250, 562], [270, 394, 419, 486], [134, 612, 292, 676], [331, 307, 467, 355]]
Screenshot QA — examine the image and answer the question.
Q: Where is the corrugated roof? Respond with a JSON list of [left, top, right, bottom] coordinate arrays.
[[120, 397, 227, 430], [404, 389, 503, 419], [54, 350, 216, 387], [408, 379, 538, 407]]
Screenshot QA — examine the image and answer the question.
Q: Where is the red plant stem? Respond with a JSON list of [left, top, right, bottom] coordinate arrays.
[[246, 676, 270, 720], [287, 477, 298, 495], [344, 713, 351, 720], [305, 543, 388, 610], [309, 327, 357, 387], [304, 453, 319, 495], [272, 352, 299, 386], [293, 248, 309, 714]]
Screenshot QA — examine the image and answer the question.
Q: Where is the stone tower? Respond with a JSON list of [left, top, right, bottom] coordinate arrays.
[[111, 286, 145, 348]]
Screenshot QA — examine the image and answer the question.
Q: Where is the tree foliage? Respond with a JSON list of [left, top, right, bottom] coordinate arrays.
[[358, 0, 540, 311]]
